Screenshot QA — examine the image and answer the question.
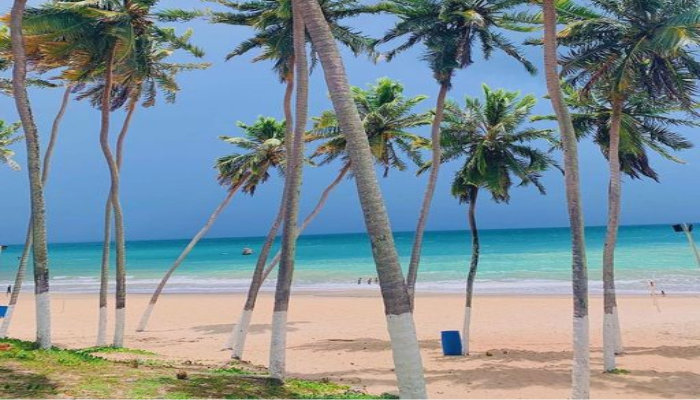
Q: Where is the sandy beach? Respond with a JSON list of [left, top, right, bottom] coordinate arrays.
[[4, 291, 699, 398]]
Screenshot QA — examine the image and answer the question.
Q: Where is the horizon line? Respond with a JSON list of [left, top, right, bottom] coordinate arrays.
[[1, 221, 692, 248]]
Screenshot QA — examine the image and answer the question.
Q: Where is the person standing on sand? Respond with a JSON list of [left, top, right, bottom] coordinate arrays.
[[6, 285, 10, 297]]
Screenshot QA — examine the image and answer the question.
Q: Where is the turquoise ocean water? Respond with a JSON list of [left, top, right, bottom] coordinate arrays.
[[0, 224, 698, 294]]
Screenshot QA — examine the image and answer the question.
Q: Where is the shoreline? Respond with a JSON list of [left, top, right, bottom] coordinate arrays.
[[8, 290, 698, 298]]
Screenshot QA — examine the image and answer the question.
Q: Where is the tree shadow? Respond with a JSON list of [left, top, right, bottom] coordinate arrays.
[[0, 366, 58, 398], [621, 345, 700, 360], [192, 321, 309, 335]]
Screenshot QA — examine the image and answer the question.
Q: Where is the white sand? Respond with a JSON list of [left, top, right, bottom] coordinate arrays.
[[5, 292, 700, 398]]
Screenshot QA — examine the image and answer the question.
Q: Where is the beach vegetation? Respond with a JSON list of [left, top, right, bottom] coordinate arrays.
[[438, 84, 557, 355], [375, 0, 539, 306], [0, 339, 391, 399], [4, 0, 700, 398], [137, 116, 289, 333], [553, 0, 700, 373], [0, 119, 22, 171]]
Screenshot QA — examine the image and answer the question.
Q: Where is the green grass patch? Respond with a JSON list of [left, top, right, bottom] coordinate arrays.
[[606, 368, 631, 375], [79, 346, 157, 356], [0, 339, 391, 399]]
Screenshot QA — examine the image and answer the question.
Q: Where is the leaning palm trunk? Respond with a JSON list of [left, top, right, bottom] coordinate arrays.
[[136, 181, 245, 332], [543, 1, 590, 398], [97, 100, 137, 346], [98, 46, 128, 347], [298, 0, 427, 396], [226, 62, 296, 356], [269, 0, 308, 380], [603, 97, 624, 371], [226, 200, 285, 355], [10, 0, 53, 348], [0, 85, 70, 339], [462, 187, 479, 356], [228, 164, 350, 358], [406, 81, 449, 306]]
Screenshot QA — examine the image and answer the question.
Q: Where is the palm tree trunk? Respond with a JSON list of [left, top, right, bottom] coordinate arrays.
[[227, 198, 285, 354], [298, 0, 427, 396], [228, 164, 350, 358], [98, 45, 128, 347], [0, 85, 70, 339], [543, 1, 590, 398], [462, 187, 479, 356], [97, 100, 137, 346], [226, 65, 296, 356], [406, 81, 449, 307], [136, 183, 244, 332], [603, 96, 624, 371], [269, 0, 308, 380], [10, 0, 52, 348], [96, 197, 113, 346]]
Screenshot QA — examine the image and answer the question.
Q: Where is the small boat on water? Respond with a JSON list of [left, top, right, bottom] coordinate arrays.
[[242, 247, 254, 256]]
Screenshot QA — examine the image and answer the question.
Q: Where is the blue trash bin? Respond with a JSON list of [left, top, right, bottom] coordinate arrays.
[[0, 306, 7, 318], [441, 330, 462, 356]]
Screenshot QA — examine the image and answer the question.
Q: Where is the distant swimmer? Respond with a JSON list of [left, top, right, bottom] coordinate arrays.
[[357, 278, 362, 285], [367, 278, 372, 285]]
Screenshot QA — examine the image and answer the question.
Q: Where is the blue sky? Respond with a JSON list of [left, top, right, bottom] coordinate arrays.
[[1, 1, 698, 245]]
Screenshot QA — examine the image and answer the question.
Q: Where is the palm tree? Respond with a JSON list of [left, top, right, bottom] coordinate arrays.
[[209, 0, 379, 311], [22, 0, 205, 347], [227, 77, 430, 359], [0, 120, 22, 171], [376, 0, 537, 305], [9, 0, 52, 349], [297, 0, 427, 396], [212, 0, 377, 115], [84, 30, 207, 346], [0, 85, 71, 340], [0, 18, 77, 339], [542, 0, 589, 397], [535, 84, 695, 183], [269, 0, 308, 380], [438, 85, 556, 355], [554, 0, 700, 372], [136, 117, 288, 332]]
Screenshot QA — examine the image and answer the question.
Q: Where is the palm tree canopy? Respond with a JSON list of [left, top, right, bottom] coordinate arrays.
[[533, 83, 695, 181], [17, 0, 205, 108], [73, 28, 209, 111], [555, 0, 700, 107], [0, 120, 23, 171], [441, 84, 556, 203], [212, 0, 379, 81], [309, 77, 431, 177], [376, 0, 537, 85], [217, 116, 288, 194]]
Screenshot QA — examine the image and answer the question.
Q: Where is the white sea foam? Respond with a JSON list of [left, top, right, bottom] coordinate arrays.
[[7, 275, 699, 295]]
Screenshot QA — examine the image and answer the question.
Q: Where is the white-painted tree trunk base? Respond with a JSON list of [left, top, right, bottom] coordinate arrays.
[[386, 313, 428, 399], [613, 306, 624, 354], [230, 310, 253, 359], [96, 306, 108, 346], [603, 312, 616, 371], [36, 292, 52, 349], [572, 315, 590, 399], [462, 306, 471, 356], [113, 308, 125, 347], [0, 305, 16, 338], [136, 304, 154, 332], [269, 311, 287, 380]]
